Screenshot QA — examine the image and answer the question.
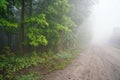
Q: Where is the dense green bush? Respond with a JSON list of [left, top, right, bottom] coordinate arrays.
[[15, 72, 43, 80], [0, 52, 45, 80]]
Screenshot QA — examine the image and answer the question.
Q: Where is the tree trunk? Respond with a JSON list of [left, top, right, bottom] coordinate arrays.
[[7, 33, 12, 49], [20, 0, 25, 54], [8, 33, 10, 47], [29, 0, 32, 16]]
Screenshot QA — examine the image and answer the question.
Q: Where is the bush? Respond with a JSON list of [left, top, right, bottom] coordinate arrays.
[[15, 72, 43, 80], [40, 51, 73, 71], [0, 52, 45, 80]]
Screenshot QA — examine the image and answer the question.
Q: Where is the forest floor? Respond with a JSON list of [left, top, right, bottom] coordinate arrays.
[[44, 45, 120, 80]]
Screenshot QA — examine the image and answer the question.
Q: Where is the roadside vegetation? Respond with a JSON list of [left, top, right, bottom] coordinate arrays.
[[0, 0, 94, 80], [0, 47, 82, 80]]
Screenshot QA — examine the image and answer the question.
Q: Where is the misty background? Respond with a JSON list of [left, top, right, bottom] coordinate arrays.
[[89, 0, 120, 43]]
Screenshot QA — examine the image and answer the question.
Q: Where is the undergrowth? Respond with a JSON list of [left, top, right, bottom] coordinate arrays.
[[0, 47, 81, 80], [15, 72, 43, 80]]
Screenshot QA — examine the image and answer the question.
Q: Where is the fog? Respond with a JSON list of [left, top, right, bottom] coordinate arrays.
[[90, 0, 120, 42]]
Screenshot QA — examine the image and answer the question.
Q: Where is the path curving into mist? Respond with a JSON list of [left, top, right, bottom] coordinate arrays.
[[44, 45, 120, 80]]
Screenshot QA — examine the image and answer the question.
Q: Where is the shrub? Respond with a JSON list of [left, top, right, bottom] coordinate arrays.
[[15, 72, 43, 80], [0, 52, 45, 80], [0, 49, 80, 80]]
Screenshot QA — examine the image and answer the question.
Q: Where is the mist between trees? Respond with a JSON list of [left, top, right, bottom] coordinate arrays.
[[0, 0, 95, 54]]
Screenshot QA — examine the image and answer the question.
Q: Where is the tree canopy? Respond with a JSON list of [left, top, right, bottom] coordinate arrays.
[[0, 0, 94, 52]]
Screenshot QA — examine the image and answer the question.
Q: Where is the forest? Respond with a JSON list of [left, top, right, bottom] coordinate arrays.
[[0, 0, 94, 80]]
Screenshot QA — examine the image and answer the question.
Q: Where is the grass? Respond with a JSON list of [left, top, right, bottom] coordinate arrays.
[[15, 72, 43, 80]]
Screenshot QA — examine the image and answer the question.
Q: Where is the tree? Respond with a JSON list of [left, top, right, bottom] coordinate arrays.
[[0, 0, 18, 49], [25, 14, 49, 51], [69, 0, 94, 47], [0, 19, 18, 48], [0, 0, 8, 16], [40, 0, 76, 52], [20, 0, 25, 54], [0, 0, 95, 53]]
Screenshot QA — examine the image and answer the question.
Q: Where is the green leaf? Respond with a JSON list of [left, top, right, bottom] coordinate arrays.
[[0, 19, 18, 28], [27, 27, 48, 47], [0, 0, 8, 10], [25, 14, 49, 27]]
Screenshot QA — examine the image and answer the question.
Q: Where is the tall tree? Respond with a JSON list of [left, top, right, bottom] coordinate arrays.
[[40, 0, 76, 52], [20, 0, 25, 54]]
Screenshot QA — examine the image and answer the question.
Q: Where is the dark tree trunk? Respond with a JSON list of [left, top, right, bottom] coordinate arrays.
[[20, 0, 25, 54], [7, 33, 12, 49], [29, 0, 32, 16], [8, 33, 10, 47]]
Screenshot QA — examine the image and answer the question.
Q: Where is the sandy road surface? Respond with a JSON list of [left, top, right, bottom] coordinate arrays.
[[44, 45, 120, 80]]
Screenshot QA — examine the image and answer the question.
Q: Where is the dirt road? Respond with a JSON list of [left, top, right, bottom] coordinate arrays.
[[44, 45, 120, 80]]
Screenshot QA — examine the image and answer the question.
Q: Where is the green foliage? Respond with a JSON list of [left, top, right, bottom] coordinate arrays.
[[55, 23, 71, 32], [27, 27, 48, 47], [15, 72, 43, 80], [50, 0, 72, 14], [0, 53, 45, 80], [43, 0, 76, 50], [25, 14, 49, 48], [0, 19, 17, 28], [53, 52, 72, 69], [61, 15, 76, 28], [1, 46, 14, 56], [0, 48, 81, 80], [25, 14, 49, 27], [40, 50, 73, 71], [47, 5, 58, 15], [0, 0, 8, 10], [56, 52, 72, 59], [46, 29, 59, 46], [0, 19, 18, 34], [0, 0, 93, 79]]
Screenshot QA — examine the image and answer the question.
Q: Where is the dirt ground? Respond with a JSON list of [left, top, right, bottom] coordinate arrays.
[[44, 45, 120, 80]]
